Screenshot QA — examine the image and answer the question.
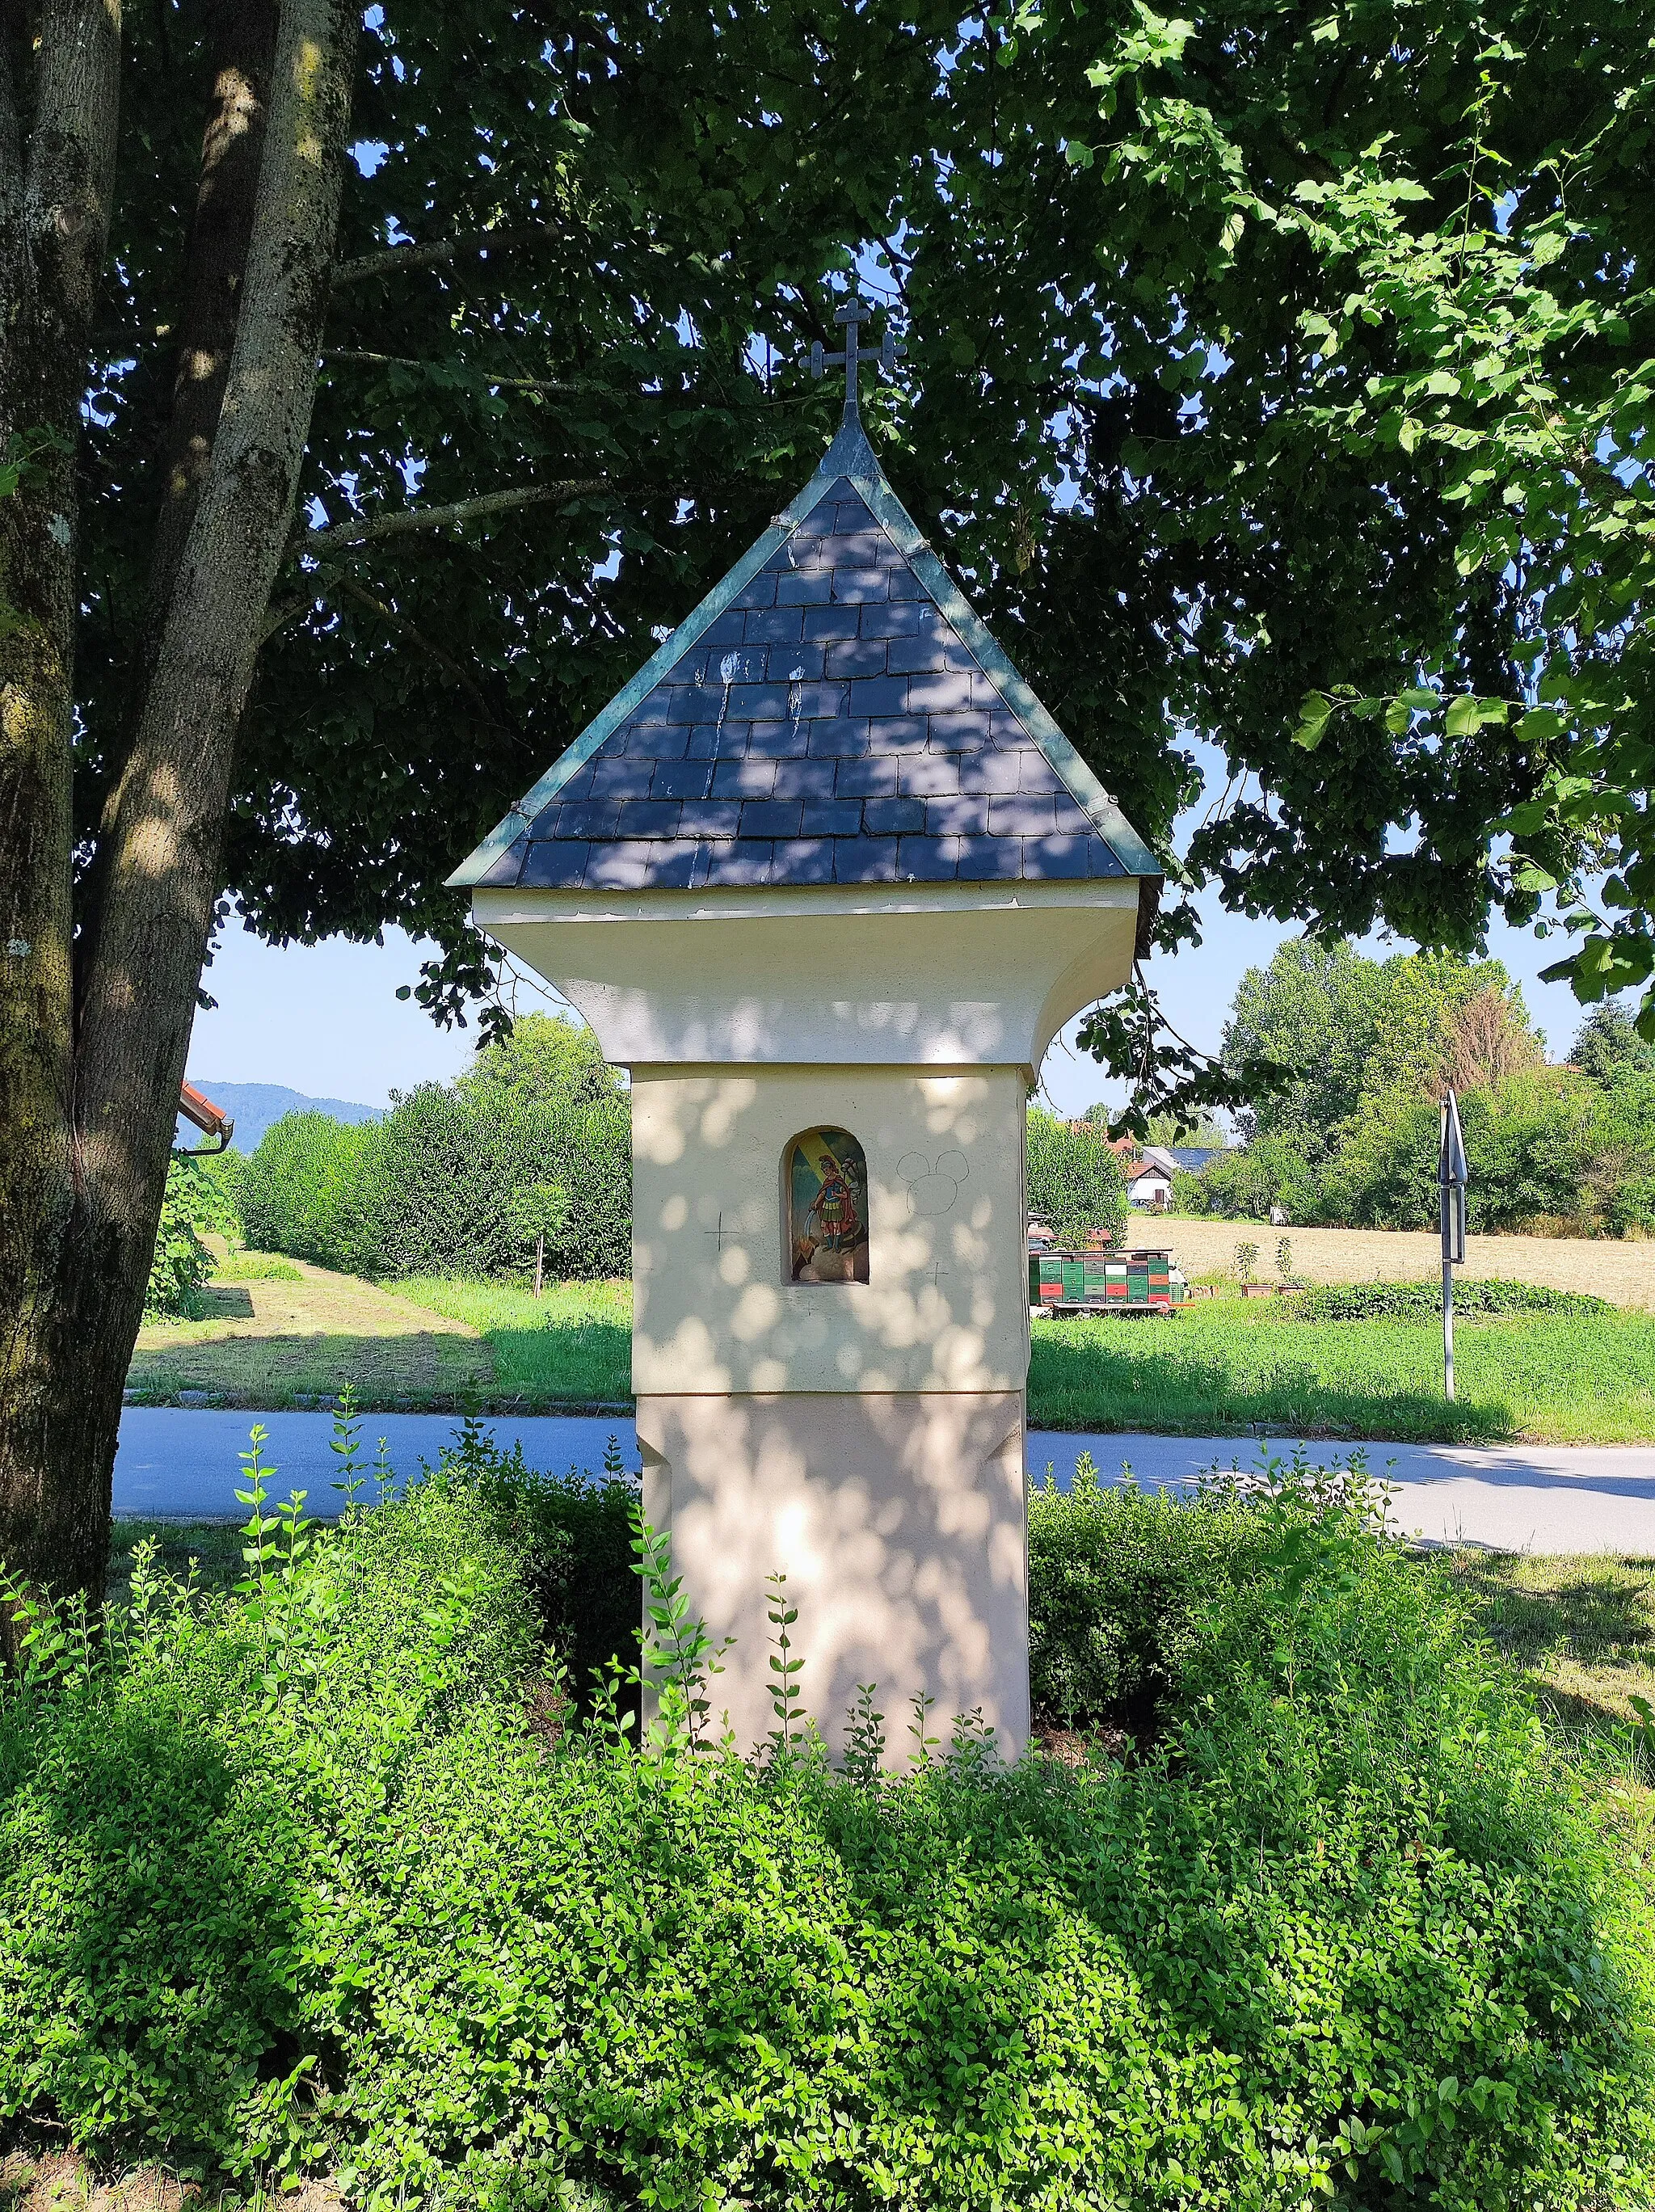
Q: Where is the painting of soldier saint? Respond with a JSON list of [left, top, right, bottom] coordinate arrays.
[[787, 1127, 870, 1283]]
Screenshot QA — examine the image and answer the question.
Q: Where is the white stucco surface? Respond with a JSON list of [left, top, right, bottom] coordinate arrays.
[[473, 879, 1139, 1072], [471, 868, 1144, 1761], [638, 1389, 1030, 1762], [631, 1065, 1030, 1397]]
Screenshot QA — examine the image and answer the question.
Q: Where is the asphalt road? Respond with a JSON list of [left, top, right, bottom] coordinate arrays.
[[113, 1407, 1655, 1553]]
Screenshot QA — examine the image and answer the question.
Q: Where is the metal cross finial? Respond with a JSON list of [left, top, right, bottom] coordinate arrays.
[[807, 297, 904, 420]]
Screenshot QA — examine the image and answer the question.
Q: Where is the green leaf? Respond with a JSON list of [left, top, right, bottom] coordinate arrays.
[[1515, 706, 1565, 743], [1444, 695, 1480, 736], [1291, 690, 1336, 750]]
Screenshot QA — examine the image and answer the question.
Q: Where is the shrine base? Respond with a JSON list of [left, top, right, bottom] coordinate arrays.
[[635, 1390, 1029, 1766]]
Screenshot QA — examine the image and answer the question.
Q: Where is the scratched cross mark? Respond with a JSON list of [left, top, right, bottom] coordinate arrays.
[[703, 1213, 742, 1252], [925, 1261, 951, 1287]]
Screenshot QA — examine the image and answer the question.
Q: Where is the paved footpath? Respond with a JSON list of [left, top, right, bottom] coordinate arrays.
[[114, 1407, 1655, 1555]]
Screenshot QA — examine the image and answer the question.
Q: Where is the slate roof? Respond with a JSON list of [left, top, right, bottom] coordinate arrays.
[[449, 411, 1159, 894]]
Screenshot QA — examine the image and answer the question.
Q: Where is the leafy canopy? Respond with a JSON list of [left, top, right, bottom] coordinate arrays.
[[74, 0, 1655, 1093], [1224, 938, 1539, 1151], [1027, 1109, 1129, 1245]]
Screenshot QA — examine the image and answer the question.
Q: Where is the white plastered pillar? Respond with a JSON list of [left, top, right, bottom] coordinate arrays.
[[472, 878, 1140, 1763]]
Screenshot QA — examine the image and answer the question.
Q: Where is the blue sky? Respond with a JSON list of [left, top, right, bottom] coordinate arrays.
[[186, 892, 1592, 1123]]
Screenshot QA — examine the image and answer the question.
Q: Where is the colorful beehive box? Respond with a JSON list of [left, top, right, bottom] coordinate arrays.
[[1030, 1248, 1186, 1310]]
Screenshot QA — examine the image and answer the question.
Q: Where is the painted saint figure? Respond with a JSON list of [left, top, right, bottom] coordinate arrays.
[[789, 1127, 870, 1283]]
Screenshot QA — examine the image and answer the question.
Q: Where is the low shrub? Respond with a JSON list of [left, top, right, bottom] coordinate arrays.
[[2, 1433, 1652, 2209], [1292, 1276, 1611, 1321], [436, 1414, 639, 1702], [1027, 1455, 1267, 1726], [1611, 1174, 1655, 1240]]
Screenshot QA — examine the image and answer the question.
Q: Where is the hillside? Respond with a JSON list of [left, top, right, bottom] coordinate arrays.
[[178, 1080, 385, 1152]]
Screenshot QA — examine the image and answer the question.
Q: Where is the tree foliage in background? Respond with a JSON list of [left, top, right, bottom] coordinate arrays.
[[885, 0, 1653, 1094], [1224, 940, 1539, 1152], [1321, 1071, 1602, 1234], [1026, 1110, 1128, 1247], [1573, 1002, 1655, 1087], [1183, 940, 1655, 1232], [237, 1016, 629, 1279]]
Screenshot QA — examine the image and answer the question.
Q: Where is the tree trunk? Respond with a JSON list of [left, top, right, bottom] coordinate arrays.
[[144, 0, 277, 642], [0, 0, 359, 1609], [0, 2, 124, 1614]]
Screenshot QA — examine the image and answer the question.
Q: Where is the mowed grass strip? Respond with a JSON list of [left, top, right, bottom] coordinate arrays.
[[390, 1276, 632, 1404], [129, 1234, 1655, 1438], [1030, 1298, 1655, 1443], [129, 1254, 493, 1407]]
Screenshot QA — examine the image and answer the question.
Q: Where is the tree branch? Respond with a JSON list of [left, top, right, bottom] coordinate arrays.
[[295, 478, 610, 556], [320, 348, 580, 394], [77, 0, 360, 1243], [330, 223, 554, 291], [328, 573, 507, 728], [143, 2, 275, 643], [24, 0, 124, 341]]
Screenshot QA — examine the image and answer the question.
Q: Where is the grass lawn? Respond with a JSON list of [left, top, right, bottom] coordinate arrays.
[[127, 1258, 630, 1410], [129, 1255, 491, 1406], [1029, 1295, 1655, 1443], [393, 1275, 631, 1403], [131, 1259, 1655, 1439]]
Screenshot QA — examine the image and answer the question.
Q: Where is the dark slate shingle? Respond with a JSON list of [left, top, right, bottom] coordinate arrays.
[[494, 470, 1144, 892]]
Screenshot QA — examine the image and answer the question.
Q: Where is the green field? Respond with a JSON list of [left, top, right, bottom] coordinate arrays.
[[130, 1262, 1655, 1442], [392, 1275, 1653, 1443], [1029, 1297, 1655, 1443], [393, 1275, 632, 1402]]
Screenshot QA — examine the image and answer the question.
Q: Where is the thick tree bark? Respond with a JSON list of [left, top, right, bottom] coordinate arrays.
[[0, 0, 360, 1609], [145, 0, 277, 638], [0, 1, 124, 1616], [74, 0, 276, 1010]]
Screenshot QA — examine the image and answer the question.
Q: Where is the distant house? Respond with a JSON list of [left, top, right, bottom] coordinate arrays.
[[1124, 1157, 1174, 1211], [176, 1080, 233, 1153]]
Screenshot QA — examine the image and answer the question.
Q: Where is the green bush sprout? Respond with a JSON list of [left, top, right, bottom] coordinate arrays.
[[1292, 1275, 1611, 1322], [0, 1426, 1650, 2207]]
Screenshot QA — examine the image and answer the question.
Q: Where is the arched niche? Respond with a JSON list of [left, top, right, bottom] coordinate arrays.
[[785, 1127, 870, 1284]]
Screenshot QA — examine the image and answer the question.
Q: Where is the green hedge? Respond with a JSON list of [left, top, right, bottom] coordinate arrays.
[[4, 1451, 1653, 2208], [236, 1087, 630, 1282], [235, 1109, 373, 1266], [1291, 1276, 1611, 1322]]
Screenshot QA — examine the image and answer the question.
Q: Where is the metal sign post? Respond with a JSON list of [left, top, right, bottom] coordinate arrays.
[[1438, 1088, 1468, 1401]]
